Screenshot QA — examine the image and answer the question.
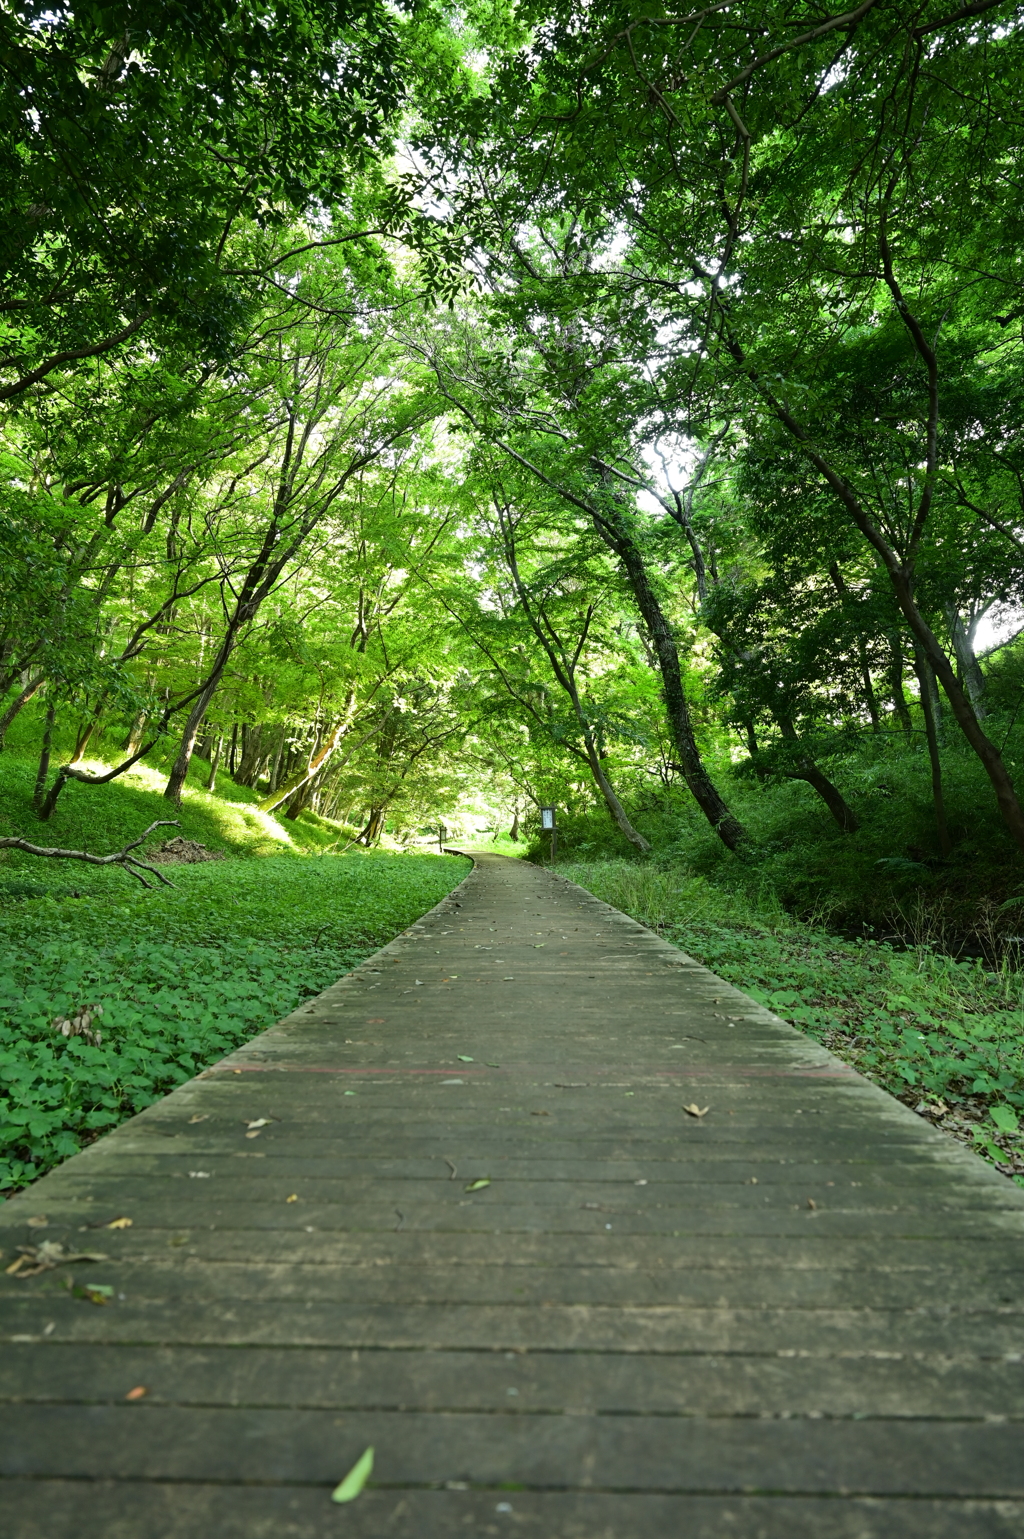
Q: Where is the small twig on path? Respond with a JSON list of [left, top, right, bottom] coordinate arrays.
[[445, 1158, 458, 1180]]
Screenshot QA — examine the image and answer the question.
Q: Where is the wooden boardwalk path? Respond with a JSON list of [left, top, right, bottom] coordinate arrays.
[[2, 852, 1024, 1536]]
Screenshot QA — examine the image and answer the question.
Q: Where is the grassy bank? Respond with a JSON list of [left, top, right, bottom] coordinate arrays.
[[0, 738, 470, 1190], [558, 858, 1024, 1185]]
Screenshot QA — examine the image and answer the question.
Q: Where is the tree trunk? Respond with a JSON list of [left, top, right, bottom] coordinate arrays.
[[267, 732, 285, 794], [33, 702, 57, 816], [887, 634, 913, 733], [590, 501, 745, 849], [359, 806, 387, 845], [743, 720, 771, 782], [777, 718, 859, 832], [509, 810, 520, 842], [945, 604, 987, 720], [0, 673, 45, 750], [582, 730, 651, 852], [914, 646, 952, 858], [234, 723, 263, 786], [122, 706, 148, 757], [69, 710, 101, 766], [206, 734, 223, 792], [228, 723, 238, 776], [163, 677, 225, 807]]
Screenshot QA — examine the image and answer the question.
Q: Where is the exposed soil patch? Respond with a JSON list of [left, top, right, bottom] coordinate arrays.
[[147, 837, 225, 865]]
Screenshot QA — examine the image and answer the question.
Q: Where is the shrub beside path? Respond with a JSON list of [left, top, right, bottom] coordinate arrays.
[[2, 852, 1023, 1536]]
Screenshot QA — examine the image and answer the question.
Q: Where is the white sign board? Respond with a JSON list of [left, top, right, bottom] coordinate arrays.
[[541, 807, 555, 830]]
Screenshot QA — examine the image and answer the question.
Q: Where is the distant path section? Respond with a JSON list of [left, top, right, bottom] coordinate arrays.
[[2, 851, 1024, 1537]]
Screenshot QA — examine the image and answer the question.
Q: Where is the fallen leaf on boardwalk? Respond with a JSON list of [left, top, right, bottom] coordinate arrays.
[[331, 1446, 374, 1504], [486, 1062, 501, 1068], [7, 1242, 109, 1277], [106, 1217, 132, 1230], [683, 1104, 710, 1118], [464, 1178, 491, 1192], [26, 1215, 48, 1229], [188, 1114, 208, 1124], [77, 1284, 114, 1304], [245, 1130, 262, 1139], [245, 1119, 272, 1130], [531, 1110, 550, 1117], [807, 1198, 818, 1210], [457, 1055, 474, 1062], [285, 1194, 299, 1203], [125, 1386, 148, 1401]]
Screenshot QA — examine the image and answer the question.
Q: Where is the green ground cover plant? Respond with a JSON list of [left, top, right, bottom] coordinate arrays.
[[0, 849, 469, 1190], [560, 858, 1024, 1185]]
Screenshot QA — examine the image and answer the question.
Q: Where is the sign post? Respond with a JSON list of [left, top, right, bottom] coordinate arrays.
[[540, 805, 557, 862]]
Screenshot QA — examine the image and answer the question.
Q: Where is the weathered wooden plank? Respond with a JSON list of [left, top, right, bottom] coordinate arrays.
[[3, 1484, 1021, 1539], [3, 1343, 1023, 1419], [4, 1403, 1024, 1496], [3, 1298, 1022, 1354]]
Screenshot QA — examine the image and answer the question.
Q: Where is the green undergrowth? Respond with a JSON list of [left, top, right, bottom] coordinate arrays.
[[0, 851, 469, 1191], [0, 743, 343, 885], [559, 858, 1024, 1185], [530, 723, 1024, 947]]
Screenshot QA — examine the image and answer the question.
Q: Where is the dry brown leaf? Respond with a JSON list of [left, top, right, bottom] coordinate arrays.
[[26, 1215, 48, 1229], [683, 1104, 709, 1118], [125, 1386, 148, 1401], [188, 1114, 208, 1124], [9, 1241, 109, 1277], [807, 1198, 818, 1210]]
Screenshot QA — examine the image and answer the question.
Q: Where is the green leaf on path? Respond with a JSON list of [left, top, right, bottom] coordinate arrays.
[[457, 1055, 474, 1062], [464, 1177, 491, 1191], [331, 1446, 374, 1504]]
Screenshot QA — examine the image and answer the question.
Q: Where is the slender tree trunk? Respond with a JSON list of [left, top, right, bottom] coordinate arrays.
[[945, 605, 986, 720], [122, 709, 147, 757], [861, 655, 880, 732], [0, 673, 45, 750], [913, 646, 952, 857], [743, 721, 771, 782], [509, 809, 520, 842], [206, 734, 223, 792], [163, 675, 227, 807], [234, 723, 263, 786], [590, 502, 745, 849], [359, 806, 387, 845], [69, 708, 102, 766], [268, 732, 285, 794], [228, 723, 238, 776], [887, 634, 913, 733], [777, 718, 859, 832], [581, 727, 651, 852], [33, 702, 57, 816]]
